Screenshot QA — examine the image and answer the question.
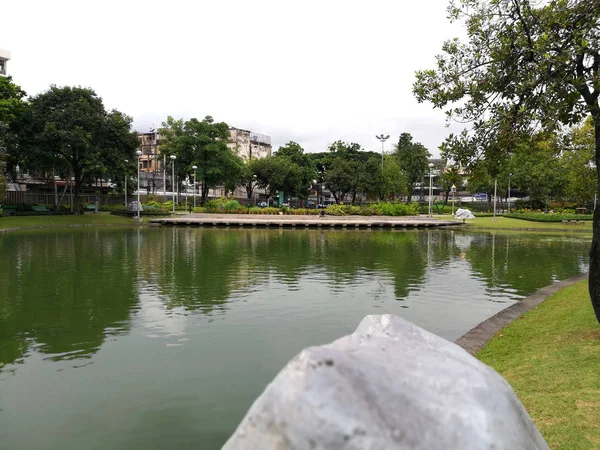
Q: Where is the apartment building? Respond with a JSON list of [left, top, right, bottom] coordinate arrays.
[[0, 49, 11, 77]]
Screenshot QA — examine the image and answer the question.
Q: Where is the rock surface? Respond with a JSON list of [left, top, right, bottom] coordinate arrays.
[[223, 314, 548, 450]]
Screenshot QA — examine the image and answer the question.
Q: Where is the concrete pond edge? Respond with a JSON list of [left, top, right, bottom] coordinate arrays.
[[456, 272, 589, 355]]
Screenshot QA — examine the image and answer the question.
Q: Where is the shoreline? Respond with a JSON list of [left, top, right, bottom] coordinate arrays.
[[456, 272, 589, 354]]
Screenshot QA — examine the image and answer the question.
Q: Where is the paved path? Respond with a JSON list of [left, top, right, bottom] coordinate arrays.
[[150, 213, 463, 229]]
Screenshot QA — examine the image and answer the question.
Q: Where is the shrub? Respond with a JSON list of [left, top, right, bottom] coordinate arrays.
[[371, 202, 419, 216], [325, 204, 347, 216]]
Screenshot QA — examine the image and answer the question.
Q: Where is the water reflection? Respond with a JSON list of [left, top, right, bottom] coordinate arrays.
[[0, 227, 590, 371]]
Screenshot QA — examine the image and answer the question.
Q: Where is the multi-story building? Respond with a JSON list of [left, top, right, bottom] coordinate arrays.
[[135, 126, 272, 197], [228, 127, 272, 161], [0, 49, 11, 77], [138, 129, 161, 173]]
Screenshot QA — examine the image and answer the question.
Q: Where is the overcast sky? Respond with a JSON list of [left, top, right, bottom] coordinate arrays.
[[2, 0, 464, 156]]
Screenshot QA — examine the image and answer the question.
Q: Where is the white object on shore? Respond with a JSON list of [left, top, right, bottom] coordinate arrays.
[[223, 314, 548, 450], [455, 208, 475, 221]]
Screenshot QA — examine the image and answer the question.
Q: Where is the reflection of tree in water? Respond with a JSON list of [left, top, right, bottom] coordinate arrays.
[[0, 229, 139, 369], [143, 228, 430, 309], [462, 232, 589, 296], [1, 227, 589, 371]]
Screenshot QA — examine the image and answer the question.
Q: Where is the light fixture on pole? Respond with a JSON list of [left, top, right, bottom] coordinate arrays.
[[135, 150, 142, 220], [170, 155, 177, 214], [313, 179, 318, 208], [192, 165, 197, 210], [124, 159, 129, 209], [375, 134, 390, 171], [428, 163, 435, 217], [451, 184, 456, 216]]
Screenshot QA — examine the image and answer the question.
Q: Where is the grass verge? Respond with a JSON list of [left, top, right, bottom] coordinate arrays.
[[477, 281, 600, 449], [0, 212, 140, 230], [455, 216, 592, 231]]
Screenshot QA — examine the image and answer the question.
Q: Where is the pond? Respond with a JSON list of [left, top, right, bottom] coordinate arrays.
[[0, 227, 590, 449]]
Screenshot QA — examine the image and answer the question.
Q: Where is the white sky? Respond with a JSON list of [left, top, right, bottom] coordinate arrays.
[[2, 0, 463, 157]]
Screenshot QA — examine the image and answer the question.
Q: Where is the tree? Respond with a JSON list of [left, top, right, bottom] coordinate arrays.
[[253, 156, 296, 202], [394, 133, 431, 202], [413, 0, 600, 322], [324, 158, 356, 203], [273, 141, 316, 199], [0, 76, 27, 203], [563, 117, 596, 205], [509, 133, 566, 208], [160, 116, 243, 205], [13, 86, 138, 213], [440, 166, 463, 204], [241, 158, 262, 200]]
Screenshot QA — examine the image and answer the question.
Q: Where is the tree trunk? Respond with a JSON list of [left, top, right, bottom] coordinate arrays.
[[589, 111, 600, 324], [74, 170, 83, 215], [201, 182, 208, 206], [332, 191, 339, 204], [351, 191, 357, 205]]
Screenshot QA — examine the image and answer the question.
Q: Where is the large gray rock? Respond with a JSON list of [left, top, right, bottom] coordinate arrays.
[[223, 314, 548, 450]]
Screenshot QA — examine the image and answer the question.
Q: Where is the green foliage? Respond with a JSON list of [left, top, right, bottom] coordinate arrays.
[[506, 211, 593, 222], [371, 202, 420, 216], [413, 0, 600, 200], [160, 116, 244, 205], [563, 117, 596, 204], [10, 86, 139, 214], [325, 202, 419, 216], [394, 133, 431, 202], [204, 197, 242, 212]]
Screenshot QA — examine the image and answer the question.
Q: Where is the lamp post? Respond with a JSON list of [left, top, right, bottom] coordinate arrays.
[[451, 184, 456, 216], [192, 165, 197, 210], [428, 163, 434, 217], [375, 134, 390, 171], [313, 179, 318, 208], [124, 159, 128, 209], [135, 150, 142, 220], [170, 155, 177, 214]]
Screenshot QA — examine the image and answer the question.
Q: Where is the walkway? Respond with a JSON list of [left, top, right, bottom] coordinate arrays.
[[150, 213, 463, 229]]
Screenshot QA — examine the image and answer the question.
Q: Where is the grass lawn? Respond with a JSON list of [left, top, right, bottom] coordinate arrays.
[[478, 281, 600, 449], [439, 215, 593, 232], [0, 212, 140, 230]]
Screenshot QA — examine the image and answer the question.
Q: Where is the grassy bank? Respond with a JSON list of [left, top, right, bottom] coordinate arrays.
[[478, 281, 600, 449], [454, 216, 592, 231], [0, 213, 140, 230]]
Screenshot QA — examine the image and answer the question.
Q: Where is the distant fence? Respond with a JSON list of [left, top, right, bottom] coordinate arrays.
[[3, 192, 171, 206]]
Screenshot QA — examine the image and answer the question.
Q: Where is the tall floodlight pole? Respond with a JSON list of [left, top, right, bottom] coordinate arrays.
[[428, 163, 434, 217], [170, 155, 177, 214], [375, 134, 390, 171], [192, 165, 197, 210], [124, 159, 129, 209], [136, 150, 142, 220]]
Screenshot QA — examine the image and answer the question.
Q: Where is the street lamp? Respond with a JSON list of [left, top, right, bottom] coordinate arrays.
[[313, 179, 318, 208], [124, 159, 129, 210], [135, 150, 142, 220], [192, 165, 197, 210], [428, 163, 435, 217], [375, 134, 390, 171], [451, 184, 457, 216], [170, 155, 177, 214]]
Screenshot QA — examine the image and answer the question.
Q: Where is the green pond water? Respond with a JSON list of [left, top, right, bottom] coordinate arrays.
[[0, 227, 591, 449]]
